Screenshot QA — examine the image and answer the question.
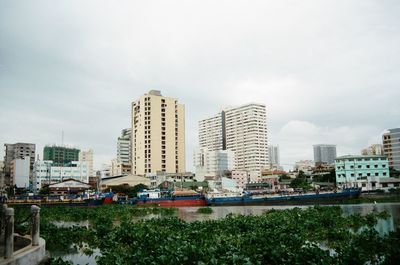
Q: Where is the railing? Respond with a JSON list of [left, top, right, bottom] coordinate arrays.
[[1, 204, 41, 259]]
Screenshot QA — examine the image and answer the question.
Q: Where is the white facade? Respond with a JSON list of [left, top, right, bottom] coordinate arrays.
[[231, 170, 249, 189], [111, 158, 123, 176], [225, 103, 269, 172], [79, 149, 94, 177], [268, 145, 280, 166], [294, 160, 314, 172], [117, 128, 131, 164], [11, 157, 30, 188], [198, 113, 224, 151], [33, 160, 89, 192], [193, 147, 234, 181]]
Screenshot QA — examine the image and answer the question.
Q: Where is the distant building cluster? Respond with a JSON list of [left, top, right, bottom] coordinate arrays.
[[1, 89, 399, 195]]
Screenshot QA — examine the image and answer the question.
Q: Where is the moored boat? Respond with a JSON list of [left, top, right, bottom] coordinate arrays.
[[131, 189, 206, 207], [206, 188, 362, 206]]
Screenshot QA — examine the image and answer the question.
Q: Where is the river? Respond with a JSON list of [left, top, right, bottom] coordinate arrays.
[[55, 203, 400, 264]]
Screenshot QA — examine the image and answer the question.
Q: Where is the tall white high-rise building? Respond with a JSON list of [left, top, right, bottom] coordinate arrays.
[[225, 103, 268, 172], [268, 145, 280, 166], [198, 103, 268, 174], [198, 113, 225, 151], [193, 147, 234, 181], [313, 144, 337, 165], [131, 90, 185, 175], [117, 128, 131, 164]]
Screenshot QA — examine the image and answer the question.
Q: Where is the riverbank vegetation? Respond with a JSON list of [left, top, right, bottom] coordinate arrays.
[[11, 204, 400, 264]]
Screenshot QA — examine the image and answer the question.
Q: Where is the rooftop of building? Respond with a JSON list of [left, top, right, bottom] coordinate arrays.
[[313, 144, 336, 147], [335, 155, 388, 160]]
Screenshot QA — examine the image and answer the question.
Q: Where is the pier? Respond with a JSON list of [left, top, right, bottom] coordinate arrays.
[[0, 205, 48, 265]]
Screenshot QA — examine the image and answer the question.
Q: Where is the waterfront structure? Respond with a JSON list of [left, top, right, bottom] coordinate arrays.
[[382, 128, 400, 171], [268, 145, 280, 167], [198, 113, 225, 151], [79, 149, 94, 177], [193, 147, 234, 181], [32, 160, 89, 192], [43, 145, 80, 166], [313, 144, 337, 165], [335, 155, 390, 191], [100, 174, 151, 191], [147, 171, 196, 189], [361, 144, 383, 156], [131, 90, 185, 175], [10, 157, 30, 188], [3, 143, 36, 186]]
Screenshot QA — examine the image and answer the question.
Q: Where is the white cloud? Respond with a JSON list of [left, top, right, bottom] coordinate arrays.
[[1, 0, 400, 170]]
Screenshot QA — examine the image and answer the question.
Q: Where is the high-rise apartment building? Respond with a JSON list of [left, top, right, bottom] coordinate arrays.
[[268, 145, 280, 166], [43, 146, 80, 166], [198, 113, 225, 151], [131, 90, 185, 175], [313, 144, 337, 165], [198, 103, 268, 174], [383, 128, 400, 170], [117, 128, 132, 164], [3, 143, 36, 186], [79, 149, 94, 177], [225, 104, 268, 172]]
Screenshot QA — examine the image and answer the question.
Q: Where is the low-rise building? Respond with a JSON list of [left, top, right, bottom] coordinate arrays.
[[231, 170, 249, 189], [335, 155, 390, 191], [193, 147, 234, 182], [32, 160, 89, 192], [294, 160, 314, 173], [100, 175, 151, 191], [361, 144, 383, 156], [10, 156, 30, 188], [146, 171, 195, 189]]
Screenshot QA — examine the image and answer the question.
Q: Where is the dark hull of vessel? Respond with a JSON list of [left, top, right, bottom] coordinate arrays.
[[207, 188, 362, 206]]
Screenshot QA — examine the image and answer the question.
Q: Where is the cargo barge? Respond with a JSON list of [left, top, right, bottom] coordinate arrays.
[[130, 189, 206, 207], [206, 188, 362, 206]]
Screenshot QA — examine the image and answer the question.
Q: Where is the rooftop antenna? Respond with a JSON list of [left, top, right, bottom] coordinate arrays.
[[62, 130, 64, 147]]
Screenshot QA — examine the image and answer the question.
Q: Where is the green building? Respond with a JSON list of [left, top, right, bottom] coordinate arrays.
[[43, 146, 80, 166]]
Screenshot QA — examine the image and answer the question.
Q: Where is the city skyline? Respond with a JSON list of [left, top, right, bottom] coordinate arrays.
[[1, 1, 400, 170]]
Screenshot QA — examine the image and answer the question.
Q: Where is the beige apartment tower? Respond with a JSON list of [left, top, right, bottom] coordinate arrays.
[[131, 90, 185, 175]]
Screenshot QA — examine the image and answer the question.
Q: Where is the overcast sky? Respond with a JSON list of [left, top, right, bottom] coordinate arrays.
[[1, 0, 399, 171]]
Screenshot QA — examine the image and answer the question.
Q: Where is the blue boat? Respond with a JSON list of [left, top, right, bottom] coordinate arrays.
[[206, 188, 362, 206]]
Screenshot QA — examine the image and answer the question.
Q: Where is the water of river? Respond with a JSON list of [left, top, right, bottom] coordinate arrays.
[[56, 203, 400, 265]]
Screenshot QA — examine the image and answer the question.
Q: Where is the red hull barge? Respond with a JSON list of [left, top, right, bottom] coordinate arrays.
[[134, 189, 206, 207]]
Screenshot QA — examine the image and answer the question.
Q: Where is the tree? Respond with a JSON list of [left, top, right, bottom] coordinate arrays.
[[389, 167, 400, 178], [278, 174, 291, 182], [290, 171, 312, 190], [39, 187, 50, 196]]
